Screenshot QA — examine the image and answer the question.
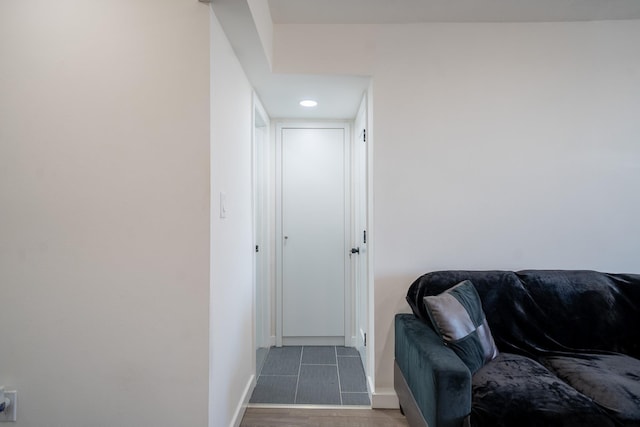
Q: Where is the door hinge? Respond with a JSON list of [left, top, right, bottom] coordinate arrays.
[[362, 129, 366, 142], [255, 245, 259, 253], [363, 230, 367, 244], [364, 333, 367, 347]]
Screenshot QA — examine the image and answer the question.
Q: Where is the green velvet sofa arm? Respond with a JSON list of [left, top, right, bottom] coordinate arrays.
[[395, 313, 472, 427]]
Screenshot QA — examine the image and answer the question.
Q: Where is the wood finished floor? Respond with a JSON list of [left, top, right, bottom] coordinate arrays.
[[240, 407, 409, 427]]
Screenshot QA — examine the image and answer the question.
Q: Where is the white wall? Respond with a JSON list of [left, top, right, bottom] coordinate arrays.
[[372, 21, 640, 392], [209, 9, 255, 427], [274, 19, 640, 402], [0, 0, 210, 426], [273, 24, 375, 75]]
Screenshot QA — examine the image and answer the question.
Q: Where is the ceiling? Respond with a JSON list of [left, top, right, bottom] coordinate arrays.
[[216, 0, 640, 121], [269, 0, 640, 24]]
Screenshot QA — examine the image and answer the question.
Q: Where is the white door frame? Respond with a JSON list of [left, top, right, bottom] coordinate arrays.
[[252, 93, 271, 360], [352, 93, 369, 370], [275, 121, 352, 347]]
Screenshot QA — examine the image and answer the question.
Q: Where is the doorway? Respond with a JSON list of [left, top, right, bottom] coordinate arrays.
[[275, 122, 351, 346], [250, 111, 372, 408]]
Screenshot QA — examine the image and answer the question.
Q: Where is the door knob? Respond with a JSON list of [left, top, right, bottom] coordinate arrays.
[[351, 247, 360, 254]]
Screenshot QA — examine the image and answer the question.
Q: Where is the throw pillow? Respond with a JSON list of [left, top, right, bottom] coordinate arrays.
[[423, 280, 499, 373]]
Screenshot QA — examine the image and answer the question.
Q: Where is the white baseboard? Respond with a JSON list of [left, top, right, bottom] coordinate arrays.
[[282, 336, 345, 346], [272, 336, 361, 347], [231, 374, 256, 427], [367, 375, 375, 396], [371, 387, 399, 409]]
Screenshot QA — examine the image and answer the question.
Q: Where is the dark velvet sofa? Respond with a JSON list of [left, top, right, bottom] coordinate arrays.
[[394, 270, 640, 427]]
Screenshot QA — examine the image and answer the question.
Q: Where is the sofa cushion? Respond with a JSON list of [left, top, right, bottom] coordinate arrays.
[[472, 353, 614, 427], [423, 280, 499, 374], [541, 353, 640, 425], [514, 270, 640, 357], [407, 270, 640, 358]]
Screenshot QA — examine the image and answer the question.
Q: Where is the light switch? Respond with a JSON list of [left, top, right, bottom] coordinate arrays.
[[0, 390, 17, 422]]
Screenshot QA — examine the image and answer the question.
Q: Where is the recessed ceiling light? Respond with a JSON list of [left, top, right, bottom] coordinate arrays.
[[300, 100, 318, 107]]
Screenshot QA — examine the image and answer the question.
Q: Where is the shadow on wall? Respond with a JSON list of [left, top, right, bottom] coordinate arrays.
[[375, 273, 417, 386]]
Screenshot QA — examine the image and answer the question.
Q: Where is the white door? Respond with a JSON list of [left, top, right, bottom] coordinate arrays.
[[353, 97, 368, 368], [279, 125, 349, 345]]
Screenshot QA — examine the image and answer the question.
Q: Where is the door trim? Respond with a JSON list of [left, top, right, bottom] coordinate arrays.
[[353, 93, 369, 372], [275, 121, 352, 347], [252, 93, 271, 366]]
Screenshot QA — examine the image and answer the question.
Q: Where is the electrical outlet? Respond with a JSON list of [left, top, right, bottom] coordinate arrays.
[[0, 390, 17, 422]]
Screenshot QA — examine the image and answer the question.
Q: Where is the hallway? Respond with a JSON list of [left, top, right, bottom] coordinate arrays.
[[250, 346, 370, 406]]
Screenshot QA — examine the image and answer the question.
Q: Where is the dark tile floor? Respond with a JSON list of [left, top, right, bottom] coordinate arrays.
[[250, 346, 370, 406]]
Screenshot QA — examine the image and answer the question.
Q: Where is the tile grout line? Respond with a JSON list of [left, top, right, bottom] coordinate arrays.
[[258, 374, 299, 377], [300, 363, 337, 366], [293, 346, 303, 404], [335, 346, 343, 406]]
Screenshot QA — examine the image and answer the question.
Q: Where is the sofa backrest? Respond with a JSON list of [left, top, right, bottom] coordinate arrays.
[[406, 270, 640, 358]]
